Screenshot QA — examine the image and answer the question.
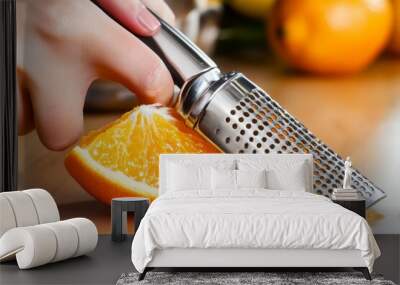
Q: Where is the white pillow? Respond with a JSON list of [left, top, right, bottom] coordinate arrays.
[[266, 162, 308, 191], [167, 163, 211, 191], [236, 169, 268, 189], [211, 168, 236, 190], [237, 158, 311, 192]]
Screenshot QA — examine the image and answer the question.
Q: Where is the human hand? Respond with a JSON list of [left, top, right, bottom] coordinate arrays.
[[17, 0, 175, 150]]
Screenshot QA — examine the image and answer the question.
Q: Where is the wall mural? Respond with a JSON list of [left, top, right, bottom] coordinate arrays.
[[15, 0, 400, 235]]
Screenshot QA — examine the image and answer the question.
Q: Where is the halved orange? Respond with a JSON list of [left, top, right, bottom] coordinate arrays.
[[65, 104, 220, 204]]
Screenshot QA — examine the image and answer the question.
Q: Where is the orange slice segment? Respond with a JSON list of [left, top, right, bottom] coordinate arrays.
[[65, 104, 220, 204]]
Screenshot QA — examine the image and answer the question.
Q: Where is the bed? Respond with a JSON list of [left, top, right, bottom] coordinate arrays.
[[131, 154, 380, 280]]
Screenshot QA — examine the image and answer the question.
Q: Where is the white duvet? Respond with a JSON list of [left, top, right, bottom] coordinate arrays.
[[131, 190, 380, 273]]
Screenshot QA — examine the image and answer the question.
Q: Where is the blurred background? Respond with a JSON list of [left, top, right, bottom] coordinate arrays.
[[18, 0, 399, 234]]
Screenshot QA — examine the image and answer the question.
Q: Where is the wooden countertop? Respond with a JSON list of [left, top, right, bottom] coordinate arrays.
[[18, 55, 400, 233]]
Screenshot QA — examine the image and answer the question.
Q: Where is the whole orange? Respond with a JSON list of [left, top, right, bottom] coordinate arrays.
[[268, 0, 393, 74], [388, 0, 400, 54]]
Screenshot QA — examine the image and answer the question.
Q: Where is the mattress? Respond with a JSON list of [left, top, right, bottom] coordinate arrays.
[[131, 190, 380, 273]]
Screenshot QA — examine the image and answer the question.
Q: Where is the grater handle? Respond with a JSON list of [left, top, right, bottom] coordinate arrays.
[[136, 12, 218, 88]]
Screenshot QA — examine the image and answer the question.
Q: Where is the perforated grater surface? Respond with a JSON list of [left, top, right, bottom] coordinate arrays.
[[111, 8, 386, 207], [189, 73, 386, 207]]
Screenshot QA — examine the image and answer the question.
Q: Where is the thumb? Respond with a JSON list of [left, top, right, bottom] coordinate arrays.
[[29, 63, 89, 151]]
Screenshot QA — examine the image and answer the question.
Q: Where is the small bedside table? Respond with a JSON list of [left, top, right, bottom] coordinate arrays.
[[111, 197, 150, 242], [332, 198, 366, 218]]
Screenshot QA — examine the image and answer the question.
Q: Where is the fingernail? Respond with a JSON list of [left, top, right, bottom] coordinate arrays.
[[137, 4, 160, 33]]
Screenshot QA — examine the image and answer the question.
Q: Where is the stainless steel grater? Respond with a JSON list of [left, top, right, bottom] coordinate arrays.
[[116, 9, 386, 207]]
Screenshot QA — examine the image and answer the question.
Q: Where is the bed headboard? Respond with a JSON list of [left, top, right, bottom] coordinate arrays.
[[159, 154, 313, 195]]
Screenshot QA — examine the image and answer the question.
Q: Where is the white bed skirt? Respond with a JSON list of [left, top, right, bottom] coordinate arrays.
[[148, 248, 366, 268]]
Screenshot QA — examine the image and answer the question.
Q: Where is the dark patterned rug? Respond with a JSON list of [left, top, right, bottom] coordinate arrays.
[[116, 272, 396, 285]]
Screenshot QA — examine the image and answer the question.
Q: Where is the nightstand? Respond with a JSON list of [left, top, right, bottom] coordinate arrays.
[[111, 197, 150, 242], [332, 198, 366, 218]]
